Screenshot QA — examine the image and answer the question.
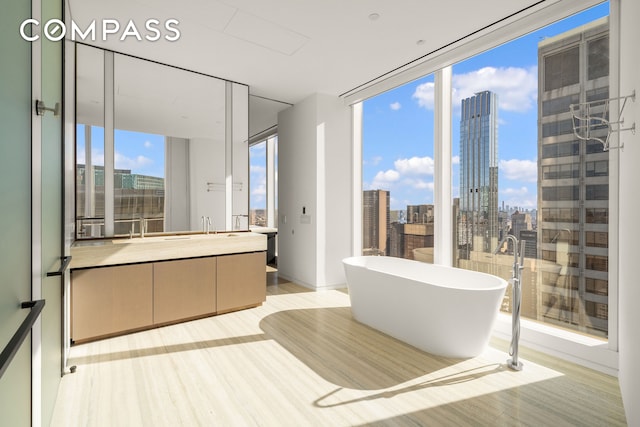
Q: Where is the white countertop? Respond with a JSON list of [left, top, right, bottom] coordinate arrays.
[[249, 226, 278, 234], [70, 231, 267, 269]]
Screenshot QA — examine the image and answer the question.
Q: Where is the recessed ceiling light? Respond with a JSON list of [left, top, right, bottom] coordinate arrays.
[[368, 13, 380, 21]]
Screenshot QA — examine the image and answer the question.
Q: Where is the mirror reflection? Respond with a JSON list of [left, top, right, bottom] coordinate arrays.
[[75, 45, 248, 238]]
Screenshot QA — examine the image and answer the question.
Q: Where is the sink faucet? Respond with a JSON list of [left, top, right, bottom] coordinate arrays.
[[233, 214, 248, 230], [202, 216, 213, 234]]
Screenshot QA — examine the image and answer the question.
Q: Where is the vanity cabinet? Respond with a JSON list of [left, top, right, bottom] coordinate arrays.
[[70, 251, 265, 343], [217, 252, 266, 313], [153, 257, 217, 325], [71, 263, 153, 342]]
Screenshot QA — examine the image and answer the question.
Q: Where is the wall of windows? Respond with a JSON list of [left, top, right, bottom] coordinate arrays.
[[450, 5, 610, 338], [362, 3, 612, 340]]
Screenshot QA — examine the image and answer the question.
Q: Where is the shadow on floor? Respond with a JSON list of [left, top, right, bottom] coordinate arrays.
[[348, 374, 627, 426], [69, 332, 270, 366], [259, 307, 463, 390], [313, 362, 504, 408]]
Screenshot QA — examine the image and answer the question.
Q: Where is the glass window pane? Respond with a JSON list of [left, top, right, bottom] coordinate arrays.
[[452, 5, 610, 338], [250, 140, 267, 226], [362, 75, 435, 262]]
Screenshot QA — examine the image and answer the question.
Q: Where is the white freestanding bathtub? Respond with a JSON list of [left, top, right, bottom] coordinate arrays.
[[343, 256, 508, 358]]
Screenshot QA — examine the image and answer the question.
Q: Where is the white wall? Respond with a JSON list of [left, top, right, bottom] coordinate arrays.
[[618, 0, 640, 423], [189, 137, 226, 231], [277, 93, 352, 289], [165, 136, 190, 231]]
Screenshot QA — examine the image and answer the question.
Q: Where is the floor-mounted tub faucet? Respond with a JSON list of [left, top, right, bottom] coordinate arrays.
[[494, 234, 526, 371], [139, 216, 147, 238]]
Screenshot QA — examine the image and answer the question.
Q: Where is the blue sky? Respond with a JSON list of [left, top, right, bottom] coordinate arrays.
[[362, 3, 609, 211], [77, 126, 166, 178]]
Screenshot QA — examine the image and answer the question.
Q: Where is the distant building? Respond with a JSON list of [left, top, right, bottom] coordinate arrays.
[[363, 189, 390, 255], [457, 91, 499, 259], [407, 204, 434, 224], [537, 17, 609, 336], [77, 164, 165, 236], [389, 210, 404, 223], [388, 222, 434, 260], [511, 211, 533, 241], [519, 230, 538, 259]]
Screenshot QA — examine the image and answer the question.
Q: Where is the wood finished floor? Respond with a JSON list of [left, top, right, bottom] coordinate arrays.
[[51, 272, 627, 426]]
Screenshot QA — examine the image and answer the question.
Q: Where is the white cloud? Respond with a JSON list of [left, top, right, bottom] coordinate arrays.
[[390, 101, 402, 111], [452, 155, 460, 165], [412, 82, 435, 110], [402, 178, 434, 191], [251, 181, 266, 197], [144, 140, 153, 149], [250, 165, 266, 174], [500, 159, 537, 182], [250, 165, 267, 200], [413, 66, 538, 113], [501, 186, 537, 209], [369, 156, 437, 193], [502, 186, 529, 196], [394, 156, 434, 175], [115, 152, 153, 171], [371, 169, 400, 189], [453, 66, 538, 112]]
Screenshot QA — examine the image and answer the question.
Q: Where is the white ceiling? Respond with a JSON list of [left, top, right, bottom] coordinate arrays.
[[67, 0, 547, 136]]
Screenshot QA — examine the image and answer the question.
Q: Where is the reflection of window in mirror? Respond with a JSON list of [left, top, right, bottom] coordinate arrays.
[[75, 44, 248, 238], [113, 129, 165, 235], [249, 140, 267, 227], [249, 135, 278, 230], [114, 53, 227, 236]]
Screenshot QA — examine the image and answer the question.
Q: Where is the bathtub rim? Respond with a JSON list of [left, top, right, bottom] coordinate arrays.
[[343, 255, 508, 292]]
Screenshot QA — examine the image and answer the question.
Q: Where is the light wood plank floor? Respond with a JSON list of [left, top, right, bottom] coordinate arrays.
[[51, 273, 627, 426]]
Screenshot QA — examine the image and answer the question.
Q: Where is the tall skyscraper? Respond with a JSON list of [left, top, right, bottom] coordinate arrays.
[[457, 90, 499, 259], [538, 17, 609, 336], [362, 189, 390, 255]]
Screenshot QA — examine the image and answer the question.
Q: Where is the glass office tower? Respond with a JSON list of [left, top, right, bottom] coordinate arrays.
[[458, 91, 500, 258]]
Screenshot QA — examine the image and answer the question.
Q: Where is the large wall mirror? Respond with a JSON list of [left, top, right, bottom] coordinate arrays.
[[75, 44, 248, 238]]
